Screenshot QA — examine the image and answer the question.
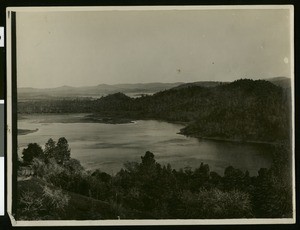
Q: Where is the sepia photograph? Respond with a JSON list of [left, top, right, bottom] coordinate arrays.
[[6, 6, 294, 226]]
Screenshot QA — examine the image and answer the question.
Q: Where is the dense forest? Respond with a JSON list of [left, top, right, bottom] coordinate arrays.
[[18, 79, 291, 142], [17, 137, 292, 220]]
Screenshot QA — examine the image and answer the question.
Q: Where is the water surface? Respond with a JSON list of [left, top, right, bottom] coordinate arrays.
[[18, 114, 273, 176]]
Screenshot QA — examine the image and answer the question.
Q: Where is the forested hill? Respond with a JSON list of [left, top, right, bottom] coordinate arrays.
[[18, 79, 291, 142]]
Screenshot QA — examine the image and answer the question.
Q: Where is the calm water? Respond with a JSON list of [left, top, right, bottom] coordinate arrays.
[[18, 114, 273, 175]]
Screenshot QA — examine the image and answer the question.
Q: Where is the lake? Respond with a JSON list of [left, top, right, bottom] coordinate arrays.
[[18, 114, 273, 176]]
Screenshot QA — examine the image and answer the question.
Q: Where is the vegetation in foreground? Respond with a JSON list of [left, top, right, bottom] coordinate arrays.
[[16, 137, 293, 220]]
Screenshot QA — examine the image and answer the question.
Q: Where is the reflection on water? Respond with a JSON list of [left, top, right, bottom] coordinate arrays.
[[18, 114, 273, 176]]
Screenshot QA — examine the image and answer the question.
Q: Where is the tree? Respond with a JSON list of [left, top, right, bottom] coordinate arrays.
[[141, 151, 155, 167], [139, 151, 159, 184], [191, 162, 210, 191], [54, 137, 71, 164], [44, 138, 56, 161], [22, 143, 44, 164], [63, 158, 84, 173], [223, 166, 245, 191], [251, 165, 293, 218]]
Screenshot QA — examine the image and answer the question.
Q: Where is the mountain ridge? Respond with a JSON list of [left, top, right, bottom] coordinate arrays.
[[18, 77, 290, 99]]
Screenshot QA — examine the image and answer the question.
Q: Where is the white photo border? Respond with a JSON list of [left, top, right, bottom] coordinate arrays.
[[6, 5, 295, 226]]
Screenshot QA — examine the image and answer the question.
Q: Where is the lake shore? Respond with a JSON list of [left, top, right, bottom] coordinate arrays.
[[177, 130, 279, 145], [17, 113, 279, 146], [18, 128, 39, 135], [197, 136, 275, 145]]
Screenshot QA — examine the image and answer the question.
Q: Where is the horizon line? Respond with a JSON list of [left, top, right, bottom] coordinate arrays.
[[17, 76, 289, 90]]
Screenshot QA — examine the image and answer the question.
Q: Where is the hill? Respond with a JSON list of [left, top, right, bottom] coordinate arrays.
[[134, 79, 290, 142], [266, 77, 291, 88]]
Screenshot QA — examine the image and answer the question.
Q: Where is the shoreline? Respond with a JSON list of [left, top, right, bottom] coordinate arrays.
[[18, 128, 39, 135], [178, 132, 278, 145], [18, 113, 280, 145], [200, 136, 276, 145]]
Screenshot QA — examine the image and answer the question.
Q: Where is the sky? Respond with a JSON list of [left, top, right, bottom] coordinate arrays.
[[16, 8, 292, 88]]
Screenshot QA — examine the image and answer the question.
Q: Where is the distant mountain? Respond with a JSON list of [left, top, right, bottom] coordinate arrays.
[[18, 76, 291, 100], [18, 82, 184, 99], [266, 77, 291, 88], [172, 81, 228, 90]]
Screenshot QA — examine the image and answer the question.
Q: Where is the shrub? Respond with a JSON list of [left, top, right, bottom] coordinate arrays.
[[181, 188, 252, 219], [42, 186, 70, 212], [17, 190, 44, 220]]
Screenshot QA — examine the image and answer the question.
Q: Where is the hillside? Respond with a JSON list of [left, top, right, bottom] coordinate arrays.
[[17, 177, 152, 220], [16, 142, 292, 220], [139, 79, 290, 142]]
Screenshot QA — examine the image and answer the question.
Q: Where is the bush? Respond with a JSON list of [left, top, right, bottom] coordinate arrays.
[[17, 190, 44, 220], [42, 186, 70, 212], [31, 158, 46, 177], [17, 185, 70, 220], [181, 188, 252, 219]]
